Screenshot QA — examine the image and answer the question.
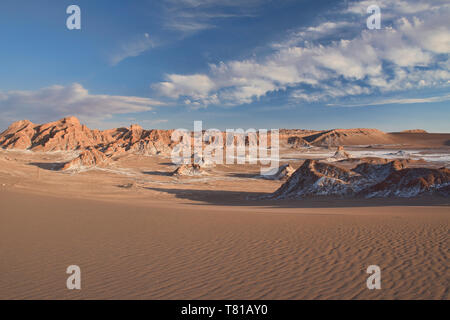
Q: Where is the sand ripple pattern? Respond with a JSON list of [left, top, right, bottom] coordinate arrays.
[[0, 193, 448, 299]]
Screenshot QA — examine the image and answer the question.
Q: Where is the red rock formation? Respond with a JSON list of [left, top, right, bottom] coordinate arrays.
[[0, 117, 178, 171], [0, 120, 36, 149], [0, 117, 174, 156], [0, 117, 112, 152], [62, 147, 111, 171], [102, 126, 174, 156]]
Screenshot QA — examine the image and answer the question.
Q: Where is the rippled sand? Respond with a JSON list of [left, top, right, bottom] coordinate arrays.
[[1, 190, 448, 300]]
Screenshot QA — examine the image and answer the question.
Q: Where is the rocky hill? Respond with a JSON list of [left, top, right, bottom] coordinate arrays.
[[268, 159, 449, 199], [61, 147, 111, 171], [401, 129, 428, 134], [0, 117, 174, 170], [301, 128, 393, 147], [287, 136, 311, 149]]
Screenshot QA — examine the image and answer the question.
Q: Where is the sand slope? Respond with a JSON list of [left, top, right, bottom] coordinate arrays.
[[0, 190, 448, 300]]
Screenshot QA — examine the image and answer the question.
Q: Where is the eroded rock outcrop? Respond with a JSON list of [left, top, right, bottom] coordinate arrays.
[[261, 164, 295, 180], [302, 128, 393, 147], [62, 147, 111, 171], [0, 117, 111, 152], [401, 129, 428, 134], [0, 117, 174, 155], [364, 166, 450, 198], [267, 159, 449, 199], [287, 136, 311, 149], [0, 117, 175, 170], [327, 146, 352, 161], [172, 164, 206, 176]]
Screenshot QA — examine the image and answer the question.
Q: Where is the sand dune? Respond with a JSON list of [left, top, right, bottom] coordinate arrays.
[[0, 190, 448, 300]]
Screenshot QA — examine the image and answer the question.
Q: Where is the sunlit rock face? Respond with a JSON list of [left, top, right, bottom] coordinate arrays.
[[0, 117, 175, 170]]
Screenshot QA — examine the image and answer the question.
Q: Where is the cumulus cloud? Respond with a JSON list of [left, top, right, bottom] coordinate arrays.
[[154, 74, 216, 99], [272, 21, 355, 49], [0, 83, 166, 128], [153, 1, 450, 107]]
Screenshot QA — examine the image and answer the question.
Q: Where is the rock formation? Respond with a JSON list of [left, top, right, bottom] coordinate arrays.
[[0, 117, 174, 156], [172, 164, 206, 176], [0, 117, 175, 170], [191, 152, 216, 168], [302, 128, 393, 147], [287, 136, 311, 149], [261, 164, 295, 180], [0, 117, 110, 152], [364, 166, 450, 198], [401, 129, 428, 133], [62, 147, 111, 171], [326, 146, 352, 161], [267, 159, 449, 199]]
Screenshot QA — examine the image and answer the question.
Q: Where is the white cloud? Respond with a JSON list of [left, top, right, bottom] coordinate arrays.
[[328, 94, 450, 107], [110, 33, 154, 66], [397, 15, 450, 54], [272, 21, 354, 49], [346, 0, 449, 15], [153, 2, 450, 107], [292, 83, 371, 103], [0, 83, 166, 128], [153, 74, 216, 100], [165, 20, 215, 33], [163, 0, 264, 34]]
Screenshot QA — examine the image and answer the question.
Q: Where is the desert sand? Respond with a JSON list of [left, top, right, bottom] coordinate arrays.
[[0, 118, 449, 300], [1, 189, 448, 300]]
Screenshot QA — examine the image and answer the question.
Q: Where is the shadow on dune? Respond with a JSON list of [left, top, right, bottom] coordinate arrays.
[[226, 172, 260, 179], [145, 187, 449, 208], [158, 162, 177, 166], [142, 170, 173, 176], [29, 162, 64, 171]]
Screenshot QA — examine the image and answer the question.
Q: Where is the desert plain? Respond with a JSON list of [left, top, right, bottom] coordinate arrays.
[[0, 117, 449, 299]]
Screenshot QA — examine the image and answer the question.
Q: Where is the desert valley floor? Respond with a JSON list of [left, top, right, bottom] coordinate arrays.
[[0, 119, 449, 299]]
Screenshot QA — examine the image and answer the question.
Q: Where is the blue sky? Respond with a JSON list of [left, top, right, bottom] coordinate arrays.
[[0, 0, 449, 132]]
